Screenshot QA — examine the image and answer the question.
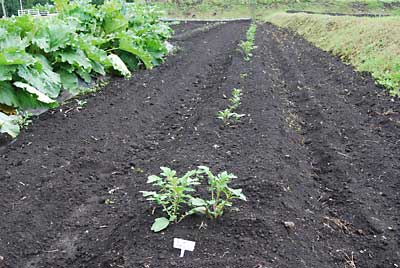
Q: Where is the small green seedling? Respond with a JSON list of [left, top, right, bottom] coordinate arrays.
[[217, 108, 245, 124], [104, 198, 114, 205], [239, 41, 254, 61], [141, 167, 201, 232], [229, 88, 242, 110], [217, 108, 233, 124], [75, 99, 88, 110], [217, 88, 245, 124], [239, 23, 257, 61], [231, 112, 245, 122], [16, 111, 33, 127]]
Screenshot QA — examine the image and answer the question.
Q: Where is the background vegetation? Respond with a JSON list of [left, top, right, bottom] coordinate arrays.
[[0, 0, 171, 137], [151, 0, 400, 18], [268, 13, 400, 96]]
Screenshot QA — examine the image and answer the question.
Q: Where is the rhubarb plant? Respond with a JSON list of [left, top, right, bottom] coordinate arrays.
[[0, 0, 172, 138]]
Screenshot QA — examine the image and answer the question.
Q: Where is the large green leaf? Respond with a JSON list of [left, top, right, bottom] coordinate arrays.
[[101, 0, 129, 34], [59, 70, 80, 95], [107, 54, 131, 77], [13, 15, 35, 37], [0, 65, 17, 81], [76, 68, 92, 84], [0, 81, 19, 107], [56, 48, 92, 71], [118, 33, 153, 69], [17, 55, 61, 99], [0, 81, 54, 109], [77, 35, 109, 67], [117, 51, 139, 71], [0, 112, 20, 138], [32, 21, 75, 53], [13, 82, 56, 104], [0, 35, 34, 65]]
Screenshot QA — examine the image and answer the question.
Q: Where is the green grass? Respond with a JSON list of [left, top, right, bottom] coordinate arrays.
[[267, 13, 400, 95], [155, 0, 400, 19]]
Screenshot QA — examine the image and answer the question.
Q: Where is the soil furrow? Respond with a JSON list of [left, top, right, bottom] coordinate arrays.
[[263, 23, 400, 267]]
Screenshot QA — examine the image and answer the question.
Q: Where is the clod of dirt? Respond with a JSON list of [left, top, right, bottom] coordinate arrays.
[[367, 217, 386, 234], [283, 221, 295, 229]]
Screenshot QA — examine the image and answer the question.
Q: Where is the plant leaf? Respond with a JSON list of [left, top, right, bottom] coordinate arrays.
[[118, 35, 153, 69], [17, 55, 61, 99], [187, 206, 206, 215], [140, 191, 156, 197], [107, 54, 131, 78], [13, 82, 56, 104], [0, 81, 19, 107], [190, 197, 207, 207], [228, 187, 247, 201], [0, 65, 17, 81], [147, 175, 161, 184], [59, 70, 80, 95], [0, 112, 20, 138], [151, 217, 169, 232]]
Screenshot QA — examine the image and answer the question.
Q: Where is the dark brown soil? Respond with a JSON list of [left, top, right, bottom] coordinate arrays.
[[0, 22, 399, 268]]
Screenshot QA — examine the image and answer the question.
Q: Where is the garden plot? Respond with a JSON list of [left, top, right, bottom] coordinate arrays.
[[0, 21, 399, 268]]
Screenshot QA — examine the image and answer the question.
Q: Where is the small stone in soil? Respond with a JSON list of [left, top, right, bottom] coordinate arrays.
[[283, 221, 295, 229]]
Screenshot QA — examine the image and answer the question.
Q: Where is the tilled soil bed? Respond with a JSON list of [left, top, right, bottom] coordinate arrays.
[[0, 22, 399, 268]]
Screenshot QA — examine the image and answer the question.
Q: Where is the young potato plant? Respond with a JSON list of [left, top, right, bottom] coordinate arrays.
[[239, 23, 257, 61], [217, 109, 245, 124], [141, 166, 246, 232], [217, 88, 245, 125], [229, 88, 243, 110], [141, 167, 201, 232], [190, 166, 247, 219]]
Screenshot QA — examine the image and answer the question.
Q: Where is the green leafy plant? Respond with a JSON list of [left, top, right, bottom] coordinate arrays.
[[0, 112, 21, 138], [217, 88, 245, 125], [229, 88, 242, 110], [217, 108, 245, 124], [239, 23, 257, 61], [141, 166, 246, 232], [141, 167, 201, 232], [190, 166, 246, 219], [0, 0, 173, 138]]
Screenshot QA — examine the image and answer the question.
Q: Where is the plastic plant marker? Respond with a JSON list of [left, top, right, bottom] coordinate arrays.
[[173, 238, 196, 257]]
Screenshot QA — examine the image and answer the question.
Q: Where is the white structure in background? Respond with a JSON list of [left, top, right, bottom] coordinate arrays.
[[17, 9, 57, 16], [1, 0, 6, 17]]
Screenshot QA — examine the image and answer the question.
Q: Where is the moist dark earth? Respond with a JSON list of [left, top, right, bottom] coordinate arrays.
[[0, 21, 399, 268]]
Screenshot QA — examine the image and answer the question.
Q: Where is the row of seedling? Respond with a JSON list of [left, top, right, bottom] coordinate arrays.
[[217, 88, 245, 125], [239, 23, 257, 61], [140, 25, 256, 232]]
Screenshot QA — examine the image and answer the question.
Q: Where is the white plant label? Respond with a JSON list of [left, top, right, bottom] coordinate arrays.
[[173, 238, 196, 257]]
